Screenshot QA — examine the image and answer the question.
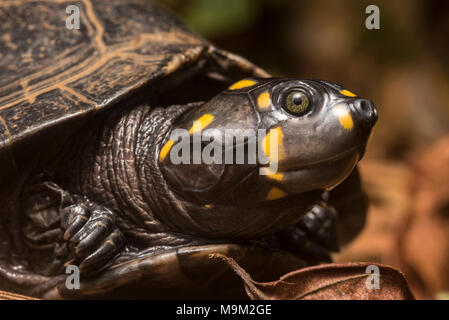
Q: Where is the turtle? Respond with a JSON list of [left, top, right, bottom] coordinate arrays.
[[0, 0, 377, 299]]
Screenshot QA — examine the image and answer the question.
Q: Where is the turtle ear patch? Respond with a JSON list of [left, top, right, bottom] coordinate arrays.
[[262, 126, 284, 161], [228, 79, 257, 90]]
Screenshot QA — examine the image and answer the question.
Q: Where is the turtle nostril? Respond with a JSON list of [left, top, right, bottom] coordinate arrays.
[[360, 100, 370, 113], [355, 98, 377, 123]]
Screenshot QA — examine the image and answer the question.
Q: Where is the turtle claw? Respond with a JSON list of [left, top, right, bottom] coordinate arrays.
[[62, 204, 90, 240], [61, 200, 124, 274], [79, 229, 124, 273], [297, 202, 339, 252], [277, 225, 332, 263], [277, 202, 339, 263]]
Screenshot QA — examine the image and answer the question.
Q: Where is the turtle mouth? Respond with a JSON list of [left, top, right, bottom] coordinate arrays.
[[211, 145, 361, 207], [246, 145, 362, 203]]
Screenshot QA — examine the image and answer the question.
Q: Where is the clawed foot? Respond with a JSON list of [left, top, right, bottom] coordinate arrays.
[[277, 201, 339, 263], [61, 198, 125, 274]]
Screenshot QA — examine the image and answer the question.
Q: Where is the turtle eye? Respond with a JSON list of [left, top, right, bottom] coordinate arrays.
[[284, 91, 310, 116]]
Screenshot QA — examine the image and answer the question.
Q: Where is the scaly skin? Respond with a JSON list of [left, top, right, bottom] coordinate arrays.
[[18, 103, 324, 275], [17, 78, 376, 278], [19, 104, 201, 274]]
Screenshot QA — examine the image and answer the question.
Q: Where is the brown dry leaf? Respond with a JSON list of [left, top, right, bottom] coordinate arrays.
[[333, 159, 412, 265], [397, 135, 449, 298], [211, 253, 414, 300]]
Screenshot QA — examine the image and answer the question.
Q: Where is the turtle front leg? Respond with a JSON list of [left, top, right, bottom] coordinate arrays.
[[43, 182, 125, 274], [277, 168, 368, 264], [277, 200, 339, 263], [61, 198, 125, 274]]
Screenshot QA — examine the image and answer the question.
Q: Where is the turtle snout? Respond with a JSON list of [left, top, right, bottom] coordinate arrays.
[[354, 98, 378, 126], [351, 98, 377, 159]]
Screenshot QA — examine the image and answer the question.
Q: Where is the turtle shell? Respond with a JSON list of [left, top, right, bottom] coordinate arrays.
[[0, 0, 267, 180]]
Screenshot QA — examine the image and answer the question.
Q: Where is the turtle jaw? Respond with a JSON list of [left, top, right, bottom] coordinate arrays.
[[215, 143, 361, 209], [274, 143, 361, 172], [267, 144, 362, 196]]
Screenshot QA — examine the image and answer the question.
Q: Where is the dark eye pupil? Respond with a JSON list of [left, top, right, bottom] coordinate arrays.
[[292, 95, 303, 105], [285, 91, 310, 116]]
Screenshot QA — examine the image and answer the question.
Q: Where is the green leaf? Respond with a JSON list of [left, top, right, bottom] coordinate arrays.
[[184, 0, 259, 38]]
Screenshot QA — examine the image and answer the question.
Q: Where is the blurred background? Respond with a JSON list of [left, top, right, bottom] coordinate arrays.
[[157, 0, 449, 299]]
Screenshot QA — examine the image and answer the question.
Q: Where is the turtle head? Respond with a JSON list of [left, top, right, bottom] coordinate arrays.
[[158, 78, 377, 237]]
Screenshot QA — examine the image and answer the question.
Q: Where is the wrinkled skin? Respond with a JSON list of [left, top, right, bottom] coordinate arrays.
[[12, 78, 377, 278]]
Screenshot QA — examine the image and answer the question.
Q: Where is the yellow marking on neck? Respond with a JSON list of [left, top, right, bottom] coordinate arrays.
[[229, 79, 257, 90], [340, 89, 357, 97], [262, 126, 284, 160], [266, 187, 287, 200], [189, 114, 215, 134], [257, 91, 271, 109], [204, 204, 212, 209], [159, 139, 175, 161], [334, 105, 354, 130]]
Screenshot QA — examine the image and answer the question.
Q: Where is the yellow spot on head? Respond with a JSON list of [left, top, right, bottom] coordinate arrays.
[[340, 89, 357, 97], [159, 140, 174, 161], [334, 105, 354, 130], [266, 187, 287, 200], [257, 91, 271, 109], [204, 204, 212, 209], [229, 79, 257, 90], [189, 114, 214, 134], [262, 126, 284, 160]]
